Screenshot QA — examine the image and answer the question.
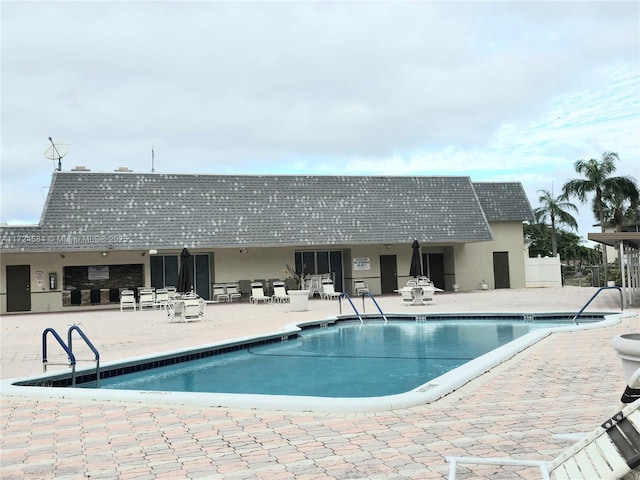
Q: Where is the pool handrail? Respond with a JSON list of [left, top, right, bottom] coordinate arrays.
[[360, 292, 388, 324], [67, 325, 101, 387], [337, 293, 364, 324], [42, 327, 77, 386], [572, 286, 623, 325]]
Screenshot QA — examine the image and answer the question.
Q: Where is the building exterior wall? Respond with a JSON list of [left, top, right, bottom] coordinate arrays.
[[1, 222, 529, 314], [453, 221, 527, 290]]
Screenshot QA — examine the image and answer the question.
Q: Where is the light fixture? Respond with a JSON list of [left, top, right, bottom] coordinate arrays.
[[101, 252, 108, 257], [149, 249, 158, 255]]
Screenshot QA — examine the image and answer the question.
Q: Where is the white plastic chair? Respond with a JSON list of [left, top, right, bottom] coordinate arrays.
[[226, 284, 242, 302], [446, 395, 640, 480], [138, 288, 155, 310], [250, 282, 271, 304], [212, 284, 229, 302], [180, 298, 202, 323], [320, 279, 342, 300], [119, 290, 136, 311], [354, 279, 369, 296], [271, 281, 290, 303], [154, 288, 169, 310]]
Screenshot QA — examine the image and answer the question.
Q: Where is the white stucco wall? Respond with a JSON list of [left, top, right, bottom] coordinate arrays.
[[453, 221, 527, 291]]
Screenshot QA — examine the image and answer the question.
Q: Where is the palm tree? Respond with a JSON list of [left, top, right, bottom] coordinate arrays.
[[533, 189, 578, 257], [562, 151, 639, 279]]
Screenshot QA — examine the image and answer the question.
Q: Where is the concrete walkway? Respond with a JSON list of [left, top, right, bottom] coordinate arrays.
[[1, 287, 638, 479]]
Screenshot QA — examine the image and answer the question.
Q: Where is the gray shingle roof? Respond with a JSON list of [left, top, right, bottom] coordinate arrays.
[[1, 173, 532, 252], [472, 182, 535, 222]]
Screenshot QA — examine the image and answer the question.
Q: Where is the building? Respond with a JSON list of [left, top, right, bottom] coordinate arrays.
[[0, 171, 534, 314]]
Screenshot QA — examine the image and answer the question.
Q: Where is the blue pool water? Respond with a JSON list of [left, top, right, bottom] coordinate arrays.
[[98, 318, 584, 398]]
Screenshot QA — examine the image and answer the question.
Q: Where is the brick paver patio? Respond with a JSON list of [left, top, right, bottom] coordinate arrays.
[[1, 287, 638, 479]]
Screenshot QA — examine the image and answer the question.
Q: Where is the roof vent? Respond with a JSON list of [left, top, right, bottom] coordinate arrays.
[[114, 167, 133, 172], [71, 166, 91, 171]]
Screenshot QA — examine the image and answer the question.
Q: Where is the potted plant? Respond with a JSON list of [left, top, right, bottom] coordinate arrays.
[[283, 264, 310, 311]]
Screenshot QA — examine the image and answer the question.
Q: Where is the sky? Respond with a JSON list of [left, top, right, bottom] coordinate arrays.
[[1, 0, 639, 247]]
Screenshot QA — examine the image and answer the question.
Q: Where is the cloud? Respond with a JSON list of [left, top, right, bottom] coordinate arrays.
[[1, 1, 638, 242]]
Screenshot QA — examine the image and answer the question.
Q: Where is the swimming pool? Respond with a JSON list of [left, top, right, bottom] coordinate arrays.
[[6, 312, 625, 412]]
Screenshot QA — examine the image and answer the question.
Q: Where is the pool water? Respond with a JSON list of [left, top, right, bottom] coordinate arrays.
[[98, 319, 576, 398]]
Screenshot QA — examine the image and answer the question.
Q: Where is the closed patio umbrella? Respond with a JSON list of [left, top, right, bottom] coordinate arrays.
[[409, 239, 422, 278], [177, 247, 192, 294]]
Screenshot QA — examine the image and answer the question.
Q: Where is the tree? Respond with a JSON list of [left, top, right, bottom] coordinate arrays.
[[533, 189, 578, 257], [562, 151, 639, 279]]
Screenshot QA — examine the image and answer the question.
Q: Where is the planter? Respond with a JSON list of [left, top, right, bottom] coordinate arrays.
[[452, 284, 459, 292], [607, 280, 616, 287], [289, 290, 310, 312], [612, 333, 640, 382], [480, 283, 488, 290]]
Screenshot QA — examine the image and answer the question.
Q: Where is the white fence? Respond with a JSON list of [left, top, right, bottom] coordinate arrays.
[[525, 254, 562, 288]]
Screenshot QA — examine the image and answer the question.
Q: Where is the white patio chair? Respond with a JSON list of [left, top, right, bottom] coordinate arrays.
[[138, 288, 155, 310], [119, 289, 136, 311], [180, 298, 202, 323], [226, 284, 242, 302], [272, 281, 290, 303], [320, 279, 342, 300], [446, 396, 640, 480], [212, 284, 229, 302], [165, 286, 177, 299], [250, 282, 271, 304], [354, 279, 369, 296], [154, 288, 169, 310]]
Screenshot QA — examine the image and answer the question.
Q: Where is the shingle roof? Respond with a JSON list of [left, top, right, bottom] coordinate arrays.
[[0, 173, 532, 252], [472, 182, 535, 222]]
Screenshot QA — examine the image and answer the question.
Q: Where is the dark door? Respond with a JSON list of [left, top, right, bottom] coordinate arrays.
[[423, 253, 445, 290], [493, 251, 511, 289], [380, 255, 398, 294], [6, 265, 31, 312]]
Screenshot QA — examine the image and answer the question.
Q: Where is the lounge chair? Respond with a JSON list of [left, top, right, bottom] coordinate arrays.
[[180, 298, 202, 323], [250, 282, 271, 304], [138, 288, 155, 310], [226, 284, 242, 302], [119, 289, 136, 311], [272, 281, 290, 303], [212, 284, 229, 302], [354, 279, 369, 296], [446, 377, 640, 480], [154, 288, 170, 310], [320, 279, 342, 300]]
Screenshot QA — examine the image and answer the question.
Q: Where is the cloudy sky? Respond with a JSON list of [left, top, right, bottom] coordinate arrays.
[[2, 1, 638, 244]]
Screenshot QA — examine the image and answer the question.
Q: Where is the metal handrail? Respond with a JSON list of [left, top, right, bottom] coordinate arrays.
[[67, 325, 101, 387], [42, 328, 77, 386], [360, 292, 388, 324], [572, 286, 623, 325], [337, 293, 364, 324]]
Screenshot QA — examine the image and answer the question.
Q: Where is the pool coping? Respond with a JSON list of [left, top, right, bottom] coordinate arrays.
[[1, 311, 631, 412]]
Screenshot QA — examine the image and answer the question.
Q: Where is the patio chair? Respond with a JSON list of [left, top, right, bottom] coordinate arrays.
[[226, 284, 242, 302], [320, 279, 342, 300], [250, 282, 271, 304], [180, 298, 202, 323], [354, 279, 369, 296], [138, 288, 155, 310], [119, 289, 136, 311], [272, 281, 290, 303], [446, 396, 640, 480], [212, 284, 229, 302], [154, 288, 170, 310], [165, 286, 177, 299]]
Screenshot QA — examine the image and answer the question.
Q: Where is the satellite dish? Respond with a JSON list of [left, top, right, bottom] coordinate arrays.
[[44, 137, 70, 171]]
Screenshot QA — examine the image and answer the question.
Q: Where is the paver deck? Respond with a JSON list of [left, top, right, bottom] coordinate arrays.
[[1, 287, 638, 479]]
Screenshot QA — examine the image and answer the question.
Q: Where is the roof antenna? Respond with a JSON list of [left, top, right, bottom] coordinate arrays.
[[151, 146, 155, 173], [44, 137, 69, 171]]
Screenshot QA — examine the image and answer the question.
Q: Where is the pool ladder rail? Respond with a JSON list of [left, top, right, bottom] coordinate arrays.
[[572, 286, 623, 325], [42, 325, 100, 387], [337, 292, 388, 325]]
